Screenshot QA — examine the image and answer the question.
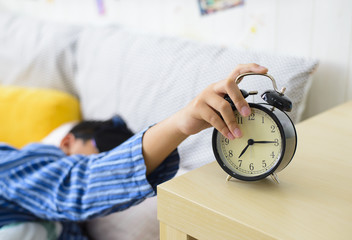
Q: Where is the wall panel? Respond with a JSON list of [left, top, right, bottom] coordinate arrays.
[[275, 0, 314, 58], [0, 0, 352, 119], [305, 0, 352, 117], [241, 0, 278, 52]]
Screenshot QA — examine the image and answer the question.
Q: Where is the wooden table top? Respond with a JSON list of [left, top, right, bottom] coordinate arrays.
[[158, 101, 352, 240]]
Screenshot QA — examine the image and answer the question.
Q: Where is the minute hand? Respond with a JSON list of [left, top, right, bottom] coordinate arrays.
[[253, 141, 277, 144]]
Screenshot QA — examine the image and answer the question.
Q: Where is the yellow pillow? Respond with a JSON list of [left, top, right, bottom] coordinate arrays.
[[0, 85, 81, 148]]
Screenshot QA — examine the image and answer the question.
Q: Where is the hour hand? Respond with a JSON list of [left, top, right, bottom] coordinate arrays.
[[238, 139, 254, 158], [238, 144, 250, 158]]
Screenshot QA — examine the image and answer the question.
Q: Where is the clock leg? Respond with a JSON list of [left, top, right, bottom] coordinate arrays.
[[226, 175, 232, 181], [271, 173, 280, 184]]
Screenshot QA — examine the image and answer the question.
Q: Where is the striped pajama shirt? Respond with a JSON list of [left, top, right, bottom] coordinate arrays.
[[0, 128, 179, 239]]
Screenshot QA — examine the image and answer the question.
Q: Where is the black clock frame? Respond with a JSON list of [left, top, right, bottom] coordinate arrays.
[[212, 103, 297, 181]]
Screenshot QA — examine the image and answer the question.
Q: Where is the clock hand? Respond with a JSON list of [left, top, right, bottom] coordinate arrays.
[[238, 144, 249, 158], [238, 140, 276, 158], [253, 140, 277, 144], [238, 139, 254, 158]]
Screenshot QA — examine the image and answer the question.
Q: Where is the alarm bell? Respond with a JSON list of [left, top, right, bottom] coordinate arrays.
[[261, 90, 292, 112], [235, 73, 293, 112]]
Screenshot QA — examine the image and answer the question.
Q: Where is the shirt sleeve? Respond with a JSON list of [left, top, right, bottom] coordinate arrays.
[[0, 128, 179, 222]]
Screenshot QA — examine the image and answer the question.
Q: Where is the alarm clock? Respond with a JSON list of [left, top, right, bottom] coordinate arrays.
[[212, 73, 297, 183]]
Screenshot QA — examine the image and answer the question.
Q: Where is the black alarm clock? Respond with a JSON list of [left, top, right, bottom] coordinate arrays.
[[212, 73, 297, 183]]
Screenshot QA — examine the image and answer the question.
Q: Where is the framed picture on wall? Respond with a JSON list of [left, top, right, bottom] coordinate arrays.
[[198, 0, 244, 15]]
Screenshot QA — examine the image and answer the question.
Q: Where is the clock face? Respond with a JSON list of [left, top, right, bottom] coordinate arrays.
[[214, 105, 285, 180]]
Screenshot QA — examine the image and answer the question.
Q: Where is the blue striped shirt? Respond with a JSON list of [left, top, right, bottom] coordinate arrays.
[[0, 128, 179, 239]]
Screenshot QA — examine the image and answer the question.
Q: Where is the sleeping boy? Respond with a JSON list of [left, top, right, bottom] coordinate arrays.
[[0, 63, 268, 239]]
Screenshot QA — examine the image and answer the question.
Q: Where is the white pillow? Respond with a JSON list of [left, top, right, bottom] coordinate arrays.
[[41, 121, 78, 147], [75, 26, 318, 170], [86, 197, 159, 240], [0, 11, 80, 96]]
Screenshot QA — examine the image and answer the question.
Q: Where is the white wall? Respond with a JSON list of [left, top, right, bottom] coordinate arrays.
[[1, 0, 351, 120]]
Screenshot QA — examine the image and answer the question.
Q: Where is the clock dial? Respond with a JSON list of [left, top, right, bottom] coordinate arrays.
[[216, 107, 283, 178]]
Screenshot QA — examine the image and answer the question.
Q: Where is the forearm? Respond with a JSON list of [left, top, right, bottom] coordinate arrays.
[[142, 112, 188, 175]]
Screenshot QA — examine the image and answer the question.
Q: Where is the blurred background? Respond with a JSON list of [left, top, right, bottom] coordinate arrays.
[[0, 0, 351, 120]]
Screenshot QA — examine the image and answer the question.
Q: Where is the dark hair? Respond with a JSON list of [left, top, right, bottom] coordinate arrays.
[[69, 116, 134, 152]]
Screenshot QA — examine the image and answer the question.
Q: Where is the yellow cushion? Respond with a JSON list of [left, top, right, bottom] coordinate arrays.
[[0, 86, 81, 148]]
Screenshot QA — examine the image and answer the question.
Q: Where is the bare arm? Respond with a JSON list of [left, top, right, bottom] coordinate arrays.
[[142, 63, 268, 174]]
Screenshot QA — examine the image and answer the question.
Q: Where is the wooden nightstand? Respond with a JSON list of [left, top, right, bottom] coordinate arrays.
[[157, 101, 352, 240]]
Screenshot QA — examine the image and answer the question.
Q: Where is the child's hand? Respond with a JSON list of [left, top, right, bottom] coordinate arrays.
[[143, 63, 268, 174], [175, 63, 268, 140]]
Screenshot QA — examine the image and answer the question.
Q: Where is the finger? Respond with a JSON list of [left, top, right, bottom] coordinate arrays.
[[205, 94, 242, 138], [227, 64, 267, 116], [212, 80, 249, 117], [226, 80, 251, 117], [198, 103, 236, 140], [215, 63, 268, 117], [229, 63, 268, 79], [214, 64, 268, 94]]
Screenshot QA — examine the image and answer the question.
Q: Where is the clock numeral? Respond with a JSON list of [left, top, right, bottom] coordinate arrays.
[[238, 160, 242, 167], [262, 116, 265, 124], [237, 116, 243, 124], [228, 150, 233, 157], [274, 138, 279, 146], [224, 138, 229, 145], [262, 160, 267, 168], [249, 163, 254, 171], [271, 125, 276, 133], [248, 113, 255, 121], [270, 151, 275, 158]]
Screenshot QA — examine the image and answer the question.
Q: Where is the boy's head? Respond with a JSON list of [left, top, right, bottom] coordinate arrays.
[[60, 116, 134, 155]]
